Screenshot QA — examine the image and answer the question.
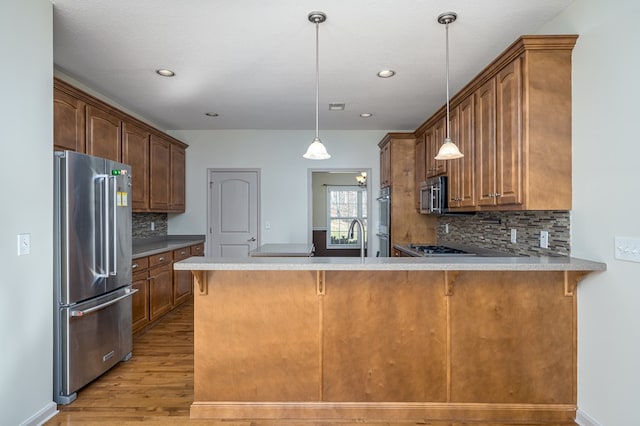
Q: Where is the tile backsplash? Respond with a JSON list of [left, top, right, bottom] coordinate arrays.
[[437, 211, 570, 256], [132, 213, 168, 238]]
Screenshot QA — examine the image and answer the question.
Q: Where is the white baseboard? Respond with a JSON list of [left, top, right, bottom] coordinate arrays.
[[576, 408, 602, 426], [19, 401, 58, 426]]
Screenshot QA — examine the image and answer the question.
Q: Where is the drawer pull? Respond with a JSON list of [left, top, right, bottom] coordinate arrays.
[[132, 264, 138, 269], [158, 256, 165, 261], [181, 251, 186, 255]]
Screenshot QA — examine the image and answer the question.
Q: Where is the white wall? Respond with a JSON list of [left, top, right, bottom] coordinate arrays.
[[539, 0, 640, 424], [0, 0, 56, 424], [167, 130, 386, 251]]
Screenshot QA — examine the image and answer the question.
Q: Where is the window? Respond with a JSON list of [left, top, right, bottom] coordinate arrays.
[[326, 186, 367, 248]]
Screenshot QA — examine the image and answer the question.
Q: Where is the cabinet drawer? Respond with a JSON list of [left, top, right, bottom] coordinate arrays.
[[191, 243, 205, 256], [132, 257, 149, 271], [149, 251, 172, 267], [173, 247, 191, 262]]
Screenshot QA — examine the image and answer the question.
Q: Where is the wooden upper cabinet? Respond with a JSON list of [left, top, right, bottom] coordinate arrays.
[[169, 143, 186, 212], [475, 78, 497, 207], [425, 119, 446, 179], [54, 88, 86, 152], [447, 100, 477, 210], [414, 133, 426, 209], [86, 105, 122, 162], [149, 134, 171, 211], [495, 58, 523, 207], [379, 141, 391, 188], [122, 121, 150, 211]]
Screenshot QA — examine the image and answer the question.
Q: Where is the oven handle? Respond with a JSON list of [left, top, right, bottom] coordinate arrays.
[[70, 288, 138, 317]]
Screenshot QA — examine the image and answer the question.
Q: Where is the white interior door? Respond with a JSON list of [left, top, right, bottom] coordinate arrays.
[[208, 170, 259, 257]]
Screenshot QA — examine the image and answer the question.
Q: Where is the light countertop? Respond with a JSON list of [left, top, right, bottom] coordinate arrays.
[[174, 255, 606, 272], [133, 235, 205, 258], [249, 243, 315, 257]]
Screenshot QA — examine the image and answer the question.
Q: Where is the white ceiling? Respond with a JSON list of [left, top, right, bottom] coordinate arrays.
[[53, 0, 574, 131]]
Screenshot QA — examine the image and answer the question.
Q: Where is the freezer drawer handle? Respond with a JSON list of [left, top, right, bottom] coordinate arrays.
[[70, 288, 138, 317]]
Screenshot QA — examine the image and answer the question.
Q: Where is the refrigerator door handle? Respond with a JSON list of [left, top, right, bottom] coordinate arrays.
[[95, 174, 110, 279], [70, 288, 138, 317], [109, 175, 117, 276]]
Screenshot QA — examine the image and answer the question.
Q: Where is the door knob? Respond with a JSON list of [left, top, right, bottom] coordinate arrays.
[[247, 237, 256, 242]]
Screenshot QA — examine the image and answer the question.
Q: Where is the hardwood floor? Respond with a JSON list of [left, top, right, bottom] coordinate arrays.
[[47, 298, 576, 426]]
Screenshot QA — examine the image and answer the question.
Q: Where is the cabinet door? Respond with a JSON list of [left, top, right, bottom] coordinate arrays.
[[54, 88, 85, 152], [495, 58, 524, 206], [122, 121, 150, 212], [131, 269, 149, 333], [149, 134, 171, 211], [169, 143, 186, 212], [86, 105, 121, 162], [172, 247, 192, 306], [379, 142, 390, 187], [432, 117, 447, 176], [475, 78, 497, 206], [414, 133, 426, 209], [447, 107, 460, 207], [450, 96, 476, 209], [424, 127, 436, 178], [148, 262, 173, 320]]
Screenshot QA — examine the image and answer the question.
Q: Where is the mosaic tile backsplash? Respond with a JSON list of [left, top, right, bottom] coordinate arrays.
[[132, 213, 168, 238], [437, 211, 570, 256]]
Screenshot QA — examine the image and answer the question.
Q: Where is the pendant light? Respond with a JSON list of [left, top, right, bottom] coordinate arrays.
[[303, 11, 331, 160], [435, 12, 464, 161]]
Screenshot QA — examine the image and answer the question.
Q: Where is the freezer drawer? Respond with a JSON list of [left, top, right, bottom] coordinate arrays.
[[55, 286, 135, 403]]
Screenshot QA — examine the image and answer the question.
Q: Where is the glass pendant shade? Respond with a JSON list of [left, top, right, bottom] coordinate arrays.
[[303, 11, 331, 160], [435, 137, 464, 160], [303, 137, 331, 160]]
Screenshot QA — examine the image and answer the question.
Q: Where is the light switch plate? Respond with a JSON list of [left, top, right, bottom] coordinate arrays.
[[17, 233, 30, 256], [615, 237, 640, 263], [540, 231, 549, 249]]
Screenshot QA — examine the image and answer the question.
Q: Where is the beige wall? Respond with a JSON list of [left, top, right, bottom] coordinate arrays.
[[0, 0, 55, 423], [539, 0, 640, 424]]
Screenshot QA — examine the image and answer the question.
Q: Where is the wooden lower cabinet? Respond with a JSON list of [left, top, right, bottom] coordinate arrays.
[[191, 269, 581, 423], [132, 243, 202, 334], [149, 260, 173, 321]]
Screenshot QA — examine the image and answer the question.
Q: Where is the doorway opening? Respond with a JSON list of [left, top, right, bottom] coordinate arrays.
[[309, 168, 372, 257]]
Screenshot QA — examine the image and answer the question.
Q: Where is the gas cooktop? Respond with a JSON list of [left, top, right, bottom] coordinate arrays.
[[406, 244, 476, 257]]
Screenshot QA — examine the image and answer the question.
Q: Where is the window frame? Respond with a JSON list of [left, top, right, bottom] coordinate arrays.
[[325, 185, 367, 249]]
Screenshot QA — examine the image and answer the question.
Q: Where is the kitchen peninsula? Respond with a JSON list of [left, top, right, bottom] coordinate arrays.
[[174, 255, 605, 423]]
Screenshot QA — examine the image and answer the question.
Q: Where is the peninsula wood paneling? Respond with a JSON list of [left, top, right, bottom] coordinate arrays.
[[449, 271, 574, 404], [194, 270, 321, 402], [322, 271, 447, 402]]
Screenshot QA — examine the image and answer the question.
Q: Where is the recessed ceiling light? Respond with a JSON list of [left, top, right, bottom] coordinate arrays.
[[156, 69, 175, 77], [205, 112, 219, 117], [377, 69, 396, 78], [360, 113, 373, 118], [328, 103, 345, 111]]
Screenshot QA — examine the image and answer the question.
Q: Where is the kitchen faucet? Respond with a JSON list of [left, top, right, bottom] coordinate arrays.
[[348, 219, 366, 259]]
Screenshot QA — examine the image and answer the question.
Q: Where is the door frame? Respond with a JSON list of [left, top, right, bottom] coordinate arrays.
[[308, 168, 372, 256], [206, 168, 261, 257]]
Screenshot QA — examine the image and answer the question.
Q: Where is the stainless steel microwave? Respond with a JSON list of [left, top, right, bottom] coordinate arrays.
[[419, 176, 448, 214]]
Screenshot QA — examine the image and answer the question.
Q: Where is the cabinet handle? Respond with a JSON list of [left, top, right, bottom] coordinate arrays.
[[495, 193, 501, 197], [180, 251, 186, 255], [158, 256, 165, 261], [132, 264, 138, 269]]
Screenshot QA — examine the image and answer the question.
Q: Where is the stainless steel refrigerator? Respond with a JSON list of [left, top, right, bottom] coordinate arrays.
[[53, 150, 135, 404]]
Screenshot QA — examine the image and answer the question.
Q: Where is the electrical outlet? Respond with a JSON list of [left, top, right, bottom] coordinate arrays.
[[150, 222, 155, 231], [540, 231, 549, 249], [265, 221, 271, 230], [615, 237, 640, 263], [510, 229, 517, 243], [17, 233, 31, 256], [444, 224, 449, 234]]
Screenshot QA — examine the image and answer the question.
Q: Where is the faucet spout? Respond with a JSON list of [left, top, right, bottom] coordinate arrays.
[[348, 219, 366, 259]]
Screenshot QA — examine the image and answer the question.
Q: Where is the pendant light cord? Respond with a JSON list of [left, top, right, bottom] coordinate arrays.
[[445, 21, 450, 140], [315, 21, 320, 139]]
